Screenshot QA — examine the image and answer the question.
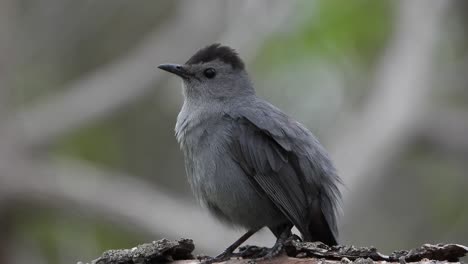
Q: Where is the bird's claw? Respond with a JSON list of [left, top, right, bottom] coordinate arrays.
[[236, 245, 269, 259], [257, 241, 285, 261], [199, 250, 233, 264], [236, 241, 286, 261]]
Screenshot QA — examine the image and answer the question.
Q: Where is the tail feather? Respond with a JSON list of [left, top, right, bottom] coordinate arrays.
[[302, 198, 338, 245], [303, 210, 337, 245]]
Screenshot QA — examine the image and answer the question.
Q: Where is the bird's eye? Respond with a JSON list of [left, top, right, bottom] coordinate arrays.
[[203, 68, 216, 79]]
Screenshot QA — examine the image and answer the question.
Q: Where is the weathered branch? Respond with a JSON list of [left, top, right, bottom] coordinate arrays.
[[88, 239, 195, 264], [83, 238, 468, 264]]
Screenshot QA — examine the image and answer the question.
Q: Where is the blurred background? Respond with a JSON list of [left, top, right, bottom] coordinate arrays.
[[0, 0, 467, 263]]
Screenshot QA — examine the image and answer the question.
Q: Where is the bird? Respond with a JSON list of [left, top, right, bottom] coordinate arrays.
[[158, 43, 342, 263]]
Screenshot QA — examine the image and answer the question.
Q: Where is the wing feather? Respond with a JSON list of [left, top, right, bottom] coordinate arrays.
[[225, 99, 341, 243], [230, 118, 310, 234]]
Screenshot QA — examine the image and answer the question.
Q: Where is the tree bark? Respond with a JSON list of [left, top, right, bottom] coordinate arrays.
[[83, 238, 468, 264]]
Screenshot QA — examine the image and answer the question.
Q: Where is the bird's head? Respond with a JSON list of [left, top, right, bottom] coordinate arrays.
[[158, 44, 254, 101]]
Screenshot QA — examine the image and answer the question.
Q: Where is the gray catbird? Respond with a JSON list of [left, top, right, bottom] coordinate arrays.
[[158, 44, 342, 262]]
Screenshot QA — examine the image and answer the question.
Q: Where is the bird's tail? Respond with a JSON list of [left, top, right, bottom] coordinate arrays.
[[302, 198, 339, 246]]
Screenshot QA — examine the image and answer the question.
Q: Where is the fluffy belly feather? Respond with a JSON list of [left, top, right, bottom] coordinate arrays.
[[187, 151, 287, 229], [178, 117, 287, 229]]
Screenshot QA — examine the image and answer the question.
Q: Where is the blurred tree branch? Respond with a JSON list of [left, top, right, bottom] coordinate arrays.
[[0, 0, 462, 262], [419, 108, 468, 154], [0, 0, 16, 122], [2, 1, 227, 150], [330, 0, 452, 207], [0, 0, 296, 256], [1, 158, 232, 248], [2, 1, 294, 150]]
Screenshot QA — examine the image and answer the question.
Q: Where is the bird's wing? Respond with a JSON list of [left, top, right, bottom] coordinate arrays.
[[229, 117, 311, 233], [226, 99, 341, 243]]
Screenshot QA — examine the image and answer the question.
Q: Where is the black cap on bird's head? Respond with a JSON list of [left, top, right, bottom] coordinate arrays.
[[185, 43, 245, 70], [158, 44, 253, 99], [158, 43, 244, 78]]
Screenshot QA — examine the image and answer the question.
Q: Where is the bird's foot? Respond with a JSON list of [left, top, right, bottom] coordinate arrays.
[[235, 233, 301, 261], [234, 240, 287, 261], [198, 250, 234, 264], [289, 234, 302, 242], [257, 239, 286, 260], [236, 245, 270, 259]]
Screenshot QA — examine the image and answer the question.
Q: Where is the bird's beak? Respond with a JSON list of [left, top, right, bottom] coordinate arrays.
[[158, 63, 190, 79]]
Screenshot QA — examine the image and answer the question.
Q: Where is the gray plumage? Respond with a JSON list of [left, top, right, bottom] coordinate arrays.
[[159, 44, 342, 248]]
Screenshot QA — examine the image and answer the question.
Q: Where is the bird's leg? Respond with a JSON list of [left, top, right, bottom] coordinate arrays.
[[201, 229, 258, 264], [260, 224, 293, 260]]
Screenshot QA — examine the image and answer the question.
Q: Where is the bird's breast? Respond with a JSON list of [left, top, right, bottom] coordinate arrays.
[[176, 113, 231, 195], [175, 111, 288, 228]]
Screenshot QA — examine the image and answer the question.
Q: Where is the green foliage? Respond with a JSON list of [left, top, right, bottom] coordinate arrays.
[[256, 0, 392, 69], [402, 143, 468, 237], [54, 120, 123, 167], [15, 209, 142, 264]]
